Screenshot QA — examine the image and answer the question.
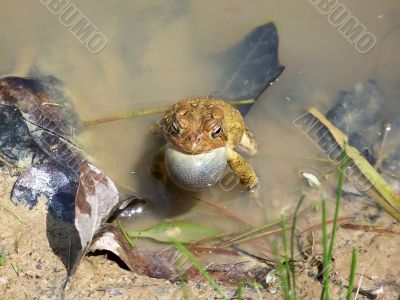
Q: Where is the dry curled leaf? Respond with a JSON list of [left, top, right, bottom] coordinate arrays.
[[65, 162, 119, 290]]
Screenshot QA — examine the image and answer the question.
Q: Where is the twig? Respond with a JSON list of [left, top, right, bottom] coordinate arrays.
[[193, 196, 254, 227], [84, 99, 256, 127], [0, 203, 25, 224], [0, 154, 13, 169]]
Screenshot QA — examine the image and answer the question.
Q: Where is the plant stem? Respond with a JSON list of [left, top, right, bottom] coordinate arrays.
[[280, 215, 291, 293], [290, 195, 305, 299], [84, 99, 255, 127], [321, 199, 330, 300], [328, 157, 347, 259], [346, 248, 357, 300]]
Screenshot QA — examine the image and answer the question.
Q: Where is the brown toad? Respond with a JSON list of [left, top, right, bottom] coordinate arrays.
[[151, 97, 258, 191]]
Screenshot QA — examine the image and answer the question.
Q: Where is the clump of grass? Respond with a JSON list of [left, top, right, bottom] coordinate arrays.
[[273, 152, 357, 300], [272, 196, 304, 300]]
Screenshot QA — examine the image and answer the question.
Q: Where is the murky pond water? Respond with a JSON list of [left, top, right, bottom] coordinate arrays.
[[1, 0, 400, 243]]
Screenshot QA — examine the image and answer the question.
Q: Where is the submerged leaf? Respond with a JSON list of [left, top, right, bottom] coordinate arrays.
[[0, 76, 84, 173], [127, 222, 219, 244], [212, 22, 285, 116], [308, 107, 400, 220]]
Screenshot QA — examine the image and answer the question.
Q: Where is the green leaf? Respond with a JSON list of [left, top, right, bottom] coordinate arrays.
[[127, 222, 219, 244]]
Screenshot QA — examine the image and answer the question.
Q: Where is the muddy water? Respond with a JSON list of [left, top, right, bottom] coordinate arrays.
[[1, 1, 400, 234]]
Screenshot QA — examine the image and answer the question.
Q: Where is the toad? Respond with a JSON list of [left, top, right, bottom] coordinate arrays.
[[151, 97, 258, 191]]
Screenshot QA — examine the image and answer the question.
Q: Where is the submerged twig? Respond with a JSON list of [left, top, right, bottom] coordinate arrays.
[[340, 223, 398, 235], [0, 203, 25, 224], [193, 196, 254, 227], [84, 99, 255, 127], [0, 154, 14, 169]]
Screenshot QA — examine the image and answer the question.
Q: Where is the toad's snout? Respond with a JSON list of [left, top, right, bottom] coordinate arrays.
[[181, 132, 203, 152], [184, 132, 202, 143]]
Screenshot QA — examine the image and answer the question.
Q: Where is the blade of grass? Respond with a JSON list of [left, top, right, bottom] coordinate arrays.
[[280, 215, 292, 293], [171, 239, 228, 300], [322, 155, 348, 300], [346, 248, 357, 300], [290, 195, 305, 299], [176, 255, 190, 300], [328, 156, 348, 260], [116, 219, 136, 249], [272, 240, 290, 300], [219, 227, 285, 247], [237, 280, 244, 300], [216, 207, 315, 247], [321, 199, 330, 300]]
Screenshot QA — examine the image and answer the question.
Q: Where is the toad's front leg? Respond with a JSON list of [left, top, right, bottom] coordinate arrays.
[[227, 148, 258, 190], [150, 145, 167, 181]]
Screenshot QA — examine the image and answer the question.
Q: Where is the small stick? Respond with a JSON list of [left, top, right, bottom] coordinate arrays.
[[193, 196, 253, 227], [0, 155, 13, 169], [84, 99, 256, 127], [0, 203, 25, 224]]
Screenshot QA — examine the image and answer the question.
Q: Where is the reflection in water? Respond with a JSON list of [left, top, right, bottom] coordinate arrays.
[[1, 1, 400, 237]]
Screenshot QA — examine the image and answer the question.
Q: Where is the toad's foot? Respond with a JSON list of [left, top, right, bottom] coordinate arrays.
[[227, 148, 258, 190], [237, 127, 258, 156]]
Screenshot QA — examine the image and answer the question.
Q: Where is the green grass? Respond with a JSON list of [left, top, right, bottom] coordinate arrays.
[[171, 239, 228, 300], [280, 215, 292, 296], [272, 153, 356, 300], [272, 239, 290, 299], [117, 150, 358, 299], [346, 248, 358, 300], [290, 195, 304, 299], [237, 280, 244, 300], [321, 199, 330, 300], [0, 249, 8, 266], [320, 154, 349, 300]]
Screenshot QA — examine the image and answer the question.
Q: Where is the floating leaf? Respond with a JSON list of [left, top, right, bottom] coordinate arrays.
[[127, 222, 219, 244], [308, 107, 400, 220]]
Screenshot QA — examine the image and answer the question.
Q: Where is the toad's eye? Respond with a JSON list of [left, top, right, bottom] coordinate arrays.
[[170, 121, 180, 134], [211, 124, 222, 138]]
